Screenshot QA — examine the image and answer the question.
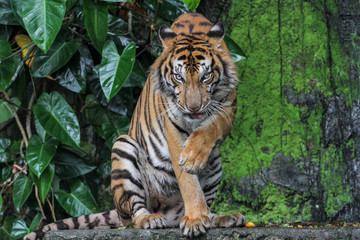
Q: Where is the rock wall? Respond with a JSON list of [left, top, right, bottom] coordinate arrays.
[[213, 0, 360, 223]]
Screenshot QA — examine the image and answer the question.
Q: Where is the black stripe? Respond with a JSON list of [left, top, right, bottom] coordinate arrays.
[[102, 211, 110, 225], [112, 148, 139, 170], [88, 217, 100, 229], [111, 183, 123, 193], [55, 220, 70, 230], [159, 26, 177, 39], [189, 24, 194, 33], [199, 21, 213, 26], [171, 119, 189, 136], [111, 169, 144, 190], [175, 23, 184, 28], [195, 55, 205, 60], [85, 215, 90, 224], [176, 206, 184, 215], [203, 177, 221, 193], [72, 217, 80, 229], [149, 136, 170, 162], [178, 55, 186, 60], [116, 137, 137, 150], [206, 166, 222, 180]]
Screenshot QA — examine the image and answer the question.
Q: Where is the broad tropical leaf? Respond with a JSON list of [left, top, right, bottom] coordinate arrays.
[[83, 0, 108, 53], [22, 0, 66, 52], [26, 135, 57, 178], [55, 44, 93, 94], [0, 97, 21, 125], [12, 173, 33, 211], [0, 0, 20, 25], [54, 148, 95, 179], [31, 38, 80, 78], [181, 0, 200, 11], [10, 0, 24, 26], [55, 179, 98, 217], [224, 35, 246, 62], [10, 218, 28, 239], [33, 92, 80, 147], [31, 164, 55, 203], [0, 40, 15, 90], [99, 41, 136, 101], [34, 116, 47, 142], [0, 138, 11, 163], [102, 117, 129, 149], [29, 213, 42, 232]]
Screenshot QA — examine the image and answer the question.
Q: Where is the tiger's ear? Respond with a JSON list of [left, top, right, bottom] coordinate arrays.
[[206, 22, 225, 47], [159, 25, 177, 49]]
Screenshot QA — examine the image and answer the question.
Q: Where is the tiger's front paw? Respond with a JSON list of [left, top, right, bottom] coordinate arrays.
[[179, 133, 213, 174], [180, 214, 211, 237], [132, 214, 167, 229]]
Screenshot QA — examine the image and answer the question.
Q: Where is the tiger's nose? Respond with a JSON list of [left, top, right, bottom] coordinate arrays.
[[187, 106, 200, 112]]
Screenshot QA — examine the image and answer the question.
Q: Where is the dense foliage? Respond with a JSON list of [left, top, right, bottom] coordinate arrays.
[[0, 0, 244, 238]]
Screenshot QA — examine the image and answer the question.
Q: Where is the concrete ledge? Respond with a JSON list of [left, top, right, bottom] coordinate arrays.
[[44, 228, 360, 240]]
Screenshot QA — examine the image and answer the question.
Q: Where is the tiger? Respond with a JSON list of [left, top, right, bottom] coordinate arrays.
[[21, 12, 245, 239]]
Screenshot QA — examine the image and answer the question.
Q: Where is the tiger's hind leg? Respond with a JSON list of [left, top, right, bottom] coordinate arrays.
[[111, 135, 166, 229], [200, 150, 245, 229]]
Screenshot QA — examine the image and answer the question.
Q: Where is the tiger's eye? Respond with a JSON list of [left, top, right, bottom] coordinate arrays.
[[174, 74, 183, 82], [202, 73, 212, 82]]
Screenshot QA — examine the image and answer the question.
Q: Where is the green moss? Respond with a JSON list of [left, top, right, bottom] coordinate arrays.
[[214, 0, 356, 223]]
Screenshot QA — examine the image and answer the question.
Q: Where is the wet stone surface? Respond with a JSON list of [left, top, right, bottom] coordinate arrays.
[[44, 228, 360, 240]]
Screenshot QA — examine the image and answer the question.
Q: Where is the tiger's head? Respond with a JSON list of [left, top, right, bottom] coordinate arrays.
[[152, 13, 238, 121]]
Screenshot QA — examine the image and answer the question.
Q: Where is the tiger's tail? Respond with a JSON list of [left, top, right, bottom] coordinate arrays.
[[20, 209, 122, 240]]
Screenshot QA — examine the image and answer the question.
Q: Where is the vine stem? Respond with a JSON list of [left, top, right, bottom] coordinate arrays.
[[0, 90, 28, 147], [47, 196, 56, 222], [26, 91, 36, 139], [35, 186, 46, 220]]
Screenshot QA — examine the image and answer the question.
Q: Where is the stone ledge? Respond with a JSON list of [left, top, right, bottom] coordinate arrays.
[[44, 228, 360, 240]]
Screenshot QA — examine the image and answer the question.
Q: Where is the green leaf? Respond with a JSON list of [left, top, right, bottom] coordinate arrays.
[[13, 173, 33, 211], [33, 92, 80, 147], [0, 40, 15, 90], [26, 135, 57, 178], [1, 166, 12, 180], [0, 97, 21, 125], [54, 148, 95, 179], [224, 35, 246, 63], [145, 0, 189, 21], [102, 116, 129, 149], [83, 0, 108, 53], [99, 41, 136, 101], [88, 70, 133, 115], [29, 213, 42, 232], [1, 216, 14, 240], [0, 25, 14, 41], [55, 45, 93, 93], [22, 0, 66, 52], [0, 0, 20, 25], [32, 163, 55, 203], [34, 116, 47, 142], [11, 218, 28, 240], [0, 194, 2, 212], [32, 38, 80, 78], [10, 0, 24, 27], [108, 14, 127, 36], [123, 60, 146, 88], [0, 138, 11, 163], [181, 0, 200, 11], [55, 178, 98, 217]]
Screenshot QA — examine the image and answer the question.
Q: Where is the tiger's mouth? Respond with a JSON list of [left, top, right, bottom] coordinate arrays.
[[188, 113, 204, 119]]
